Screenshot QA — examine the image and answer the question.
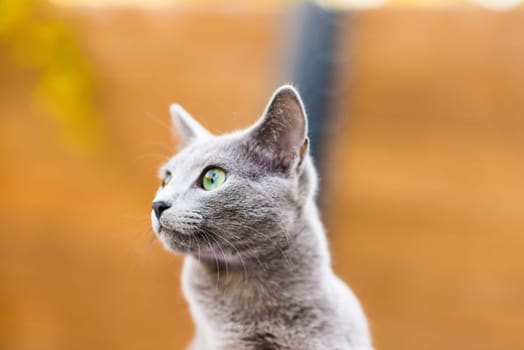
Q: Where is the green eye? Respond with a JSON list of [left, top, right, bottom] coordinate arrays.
[[201, 167, 227, 191], [161, 171, 172, 187]]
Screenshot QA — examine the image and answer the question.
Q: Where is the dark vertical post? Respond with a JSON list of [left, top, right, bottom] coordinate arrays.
[[280, 2, 345, 203]]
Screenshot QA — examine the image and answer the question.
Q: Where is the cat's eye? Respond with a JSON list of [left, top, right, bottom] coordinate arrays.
[[161, 171, 172, 187], [201, 167, 227, 191]]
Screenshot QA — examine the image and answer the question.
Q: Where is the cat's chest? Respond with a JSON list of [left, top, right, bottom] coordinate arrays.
[[185, 276, 272, 325], [196, 331, 349, 350], [186, 286, 340, 348]]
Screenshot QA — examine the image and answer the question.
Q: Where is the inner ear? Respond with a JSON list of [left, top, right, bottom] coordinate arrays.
[[245, 85, 308, 174]]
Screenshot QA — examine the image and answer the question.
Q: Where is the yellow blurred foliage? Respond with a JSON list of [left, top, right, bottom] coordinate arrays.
[[0, 0, 101, 151]]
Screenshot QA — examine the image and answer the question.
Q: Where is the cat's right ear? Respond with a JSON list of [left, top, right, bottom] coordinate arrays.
[[170, 104, 212, 145]]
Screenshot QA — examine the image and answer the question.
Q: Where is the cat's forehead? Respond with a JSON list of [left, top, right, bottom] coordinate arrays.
[[165, 132, 243, 172]]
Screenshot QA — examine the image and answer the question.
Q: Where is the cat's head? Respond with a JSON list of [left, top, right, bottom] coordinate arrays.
[[151, 85, 317, 265]]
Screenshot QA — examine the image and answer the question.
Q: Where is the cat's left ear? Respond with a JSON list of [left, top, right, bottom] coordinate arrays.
[[170, 104, 212, 145], [246, 85, 309, 174]]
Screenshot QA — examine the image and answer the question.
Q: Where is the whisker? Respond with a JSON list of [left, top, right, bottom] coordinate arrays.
[[203, 231, 231, 285], [200, 231, 221, 287], [144, 111, 173, 131], [206, 230, 248, 283]]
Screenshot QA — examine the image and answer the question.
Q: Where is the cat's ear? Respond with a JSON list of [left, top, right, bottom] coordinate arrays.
[[170, 104, 212, 145], [246, 85, 309, 174]]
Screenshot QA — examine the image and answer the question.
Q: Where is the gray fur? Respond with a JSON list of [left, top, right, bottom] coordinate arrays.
[[151, 85, 373, 350]]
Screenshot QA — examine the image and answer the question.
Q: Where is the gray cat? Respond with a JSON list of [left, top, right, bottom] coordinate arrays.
[[150, 85, 373, 350]]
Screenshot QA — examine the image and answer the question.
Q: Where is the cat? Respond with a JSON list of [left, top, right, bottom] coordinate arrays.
[[150, 85, 373, 350]]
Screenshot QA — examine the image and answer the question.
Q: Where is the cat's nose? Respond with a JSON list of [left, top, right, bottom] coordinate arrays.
[[152, 201, 171, 219]]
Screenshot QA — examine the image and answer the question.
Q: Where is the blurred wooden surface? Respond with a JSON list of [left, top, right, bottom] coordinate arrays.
[[1, 7, 524, 350], [329, 9, 524, 350]]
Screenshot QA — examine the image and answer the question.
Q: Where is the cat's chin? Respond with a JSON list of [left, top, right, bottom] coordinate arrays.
[[157, 228, 221, 255], [158, 228, 246, 267], [157, 227, 197, 254]]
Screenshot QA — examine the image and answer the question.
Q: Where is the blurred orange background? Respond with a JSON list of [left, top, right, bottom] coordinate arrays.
[[1, 1, 524, 350]]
